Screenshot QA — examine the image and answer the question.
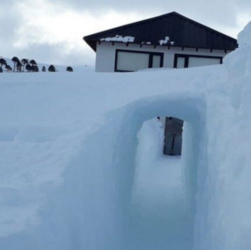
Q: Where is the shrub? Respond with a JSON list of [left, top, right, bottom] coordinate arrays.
[[30, 59, 37, 66], [48, 65, 56, 72], [0, 58, 7, 68], [32, 65, 39, 72], [66, 66, 73, 72], [5, 65, 12, 71], [26, 64, 32, 72]]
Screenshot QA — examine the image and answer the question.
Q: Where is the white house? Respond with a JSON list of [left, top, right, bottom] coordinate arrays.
[[84, 12, 238, 73]]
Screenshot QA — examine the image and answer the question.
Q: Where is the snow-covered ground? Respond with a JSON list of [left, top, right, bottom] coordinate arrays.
[[1, 22, 251, 250]]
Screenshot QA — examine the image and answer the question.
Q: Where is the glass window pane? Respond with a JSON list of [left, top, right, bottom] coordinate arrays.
[[188, 57, 221, 68], [152, 55, 161, 68], [176, 57, 185, 68], [117, 52, 149, 71]]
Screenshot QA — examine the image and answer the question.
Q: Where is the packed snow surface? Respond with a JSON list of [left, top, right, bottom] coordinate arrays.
[[0, 22, 251, 250], [130, 119, 191, 250]]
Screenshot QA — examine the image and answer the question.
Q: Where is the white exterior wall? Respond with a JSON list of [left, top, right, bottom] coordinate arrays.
[[95, 42, 230, 72]]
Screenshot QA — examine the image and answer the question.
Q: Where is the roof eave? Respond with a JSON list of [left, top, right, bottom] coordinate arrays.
[[84, 40, 238, 53], [83, 37, 97, 52], [83, 11, 238, 53]]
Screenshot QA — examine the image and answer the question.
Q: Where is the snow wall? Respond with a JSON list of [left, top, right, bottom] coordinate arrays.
[[1, 22, 251, 250], [193, 21, 251, 250], [0, 95, 205, 250]]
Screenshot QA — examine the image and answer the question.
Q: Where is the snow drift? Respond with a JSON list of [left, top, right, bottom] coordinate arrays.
[[0, 22, 251, 250]]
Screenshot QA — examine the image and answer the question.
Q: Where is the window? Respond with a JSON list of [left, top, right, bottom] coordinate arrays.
[[188, 57, 222, 67], [117, 52, 149, 72], [174, 54, 223, 68], [115, 50, 164, 72]]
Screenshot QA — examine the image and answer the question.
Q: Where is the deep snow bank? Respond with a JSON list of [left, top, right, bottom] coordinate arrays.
[[0, 22, 251, 250], [0, 67, 209, 249], [193, 22, 251, 250]]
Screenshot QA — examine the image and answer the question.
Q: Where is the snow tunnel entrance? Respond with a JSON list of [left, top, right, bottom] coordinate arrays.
[[125, 116, 190, 250], [111, 96, 206, 250]]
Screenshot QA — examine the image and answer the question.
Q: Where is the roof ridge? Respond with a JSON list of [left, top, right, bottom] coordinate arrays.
[[84, 11, 177, 40], [84, 11, 236, 41], [84, 12, 238, 52]]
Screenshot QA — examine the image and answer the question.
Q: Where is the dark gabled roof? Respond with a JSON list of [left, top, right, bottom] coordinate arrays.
[[84, 12, 238, 52]]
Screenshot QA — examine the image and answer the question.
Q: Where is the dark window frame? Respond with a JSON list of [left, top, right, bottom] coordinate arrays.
[[115, 49, 164, 72], [173, 54, 223, 68]]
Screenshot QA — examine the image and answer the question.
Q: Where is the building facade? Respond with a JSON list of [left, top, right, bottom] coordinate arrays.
[[84, 12, 238, 73]]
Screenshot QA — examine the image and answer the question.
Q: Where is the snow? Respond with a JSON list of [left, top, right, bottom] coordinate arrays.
[[0, 65, 209, 250], [0, 21, 251, 250], [100, 35, 135, 43], [159, 36, 175, 46], [129, 119, 191, 250], [159, 36, 171, 45], [141, 42, 152, 45]]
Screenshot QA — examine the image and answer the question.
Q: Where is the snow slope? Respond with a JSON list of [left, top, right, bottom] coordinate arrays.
[[0, 22, 251, 250]]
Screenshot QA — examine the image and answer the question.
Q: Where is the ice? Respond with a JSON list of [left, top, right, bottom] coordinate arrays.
[[0, 21, 251, 250]]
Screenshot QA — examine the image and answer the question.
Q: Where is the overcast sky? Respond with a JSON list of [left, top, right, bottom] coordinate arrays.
[[1, 0, 251, 67]]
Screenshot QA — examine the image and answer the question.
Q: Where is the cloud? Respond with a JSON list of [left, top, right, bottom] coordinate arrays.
[[11, 42, 93, 66], [0, 0, 148, 65], [0, 3, 22, 46], [1, 0, 251, 66], [53, 0, 251, 28]]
